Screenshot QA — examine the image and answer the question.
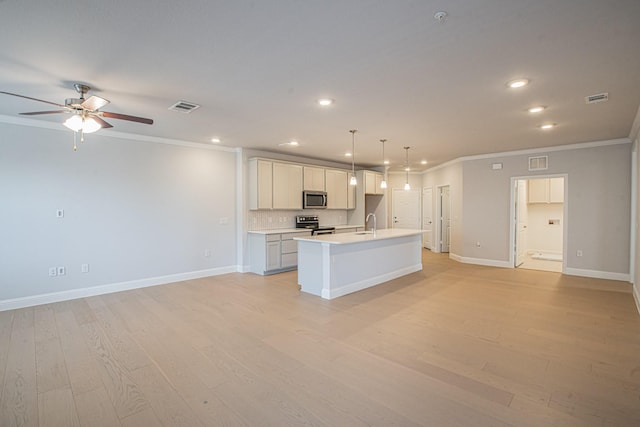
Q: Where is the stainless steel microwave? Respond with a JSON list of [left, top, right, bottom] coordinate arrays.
[[302, 191, 327, 209]]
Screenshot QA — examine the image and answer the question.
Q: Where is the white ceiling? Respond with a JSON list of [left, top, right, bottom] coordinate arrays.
[[1, 0, 639, 171]]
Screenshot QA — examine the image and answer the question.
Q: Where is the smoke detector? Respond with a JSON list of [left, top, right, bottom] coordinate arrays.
[[434, 11, 448, 22]]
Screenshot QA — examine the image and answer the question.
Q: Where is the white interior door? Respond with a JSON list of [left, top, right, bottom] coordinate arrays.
[[392, 188, 421, 229], [439, 186, 450, 253], [515, 180, 528, 267], [422, 187, 433, 249]]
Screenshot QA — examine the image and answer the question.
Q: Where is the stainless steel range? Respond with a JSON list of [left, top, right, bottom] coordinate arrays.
[[295, 215, 336, 236]]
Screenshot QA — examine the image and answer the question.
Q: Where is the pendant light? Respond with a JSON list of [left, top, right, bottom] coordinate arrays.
[[379, 139, 388, 189], [349, 129, 357, 185], [404, 146, 411, 190]]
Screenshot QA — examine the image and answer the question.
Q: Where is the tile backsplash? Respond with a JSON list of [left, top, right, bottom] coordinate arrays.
[[248, 210, 348, 230]]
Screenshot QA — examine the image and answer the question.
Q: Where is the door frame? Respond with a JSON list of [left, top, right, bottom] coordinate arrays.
[[509, 174, 569, 272], [436, 184, 451, 254], [422, 187, 433, 249]]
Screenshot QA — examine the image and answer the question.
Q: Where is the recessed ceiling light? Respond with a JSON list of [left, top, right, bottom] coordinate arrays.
[[528, 106, 545, 113], [421, 160, 428, 165], [507, 79, 529, 89], [539, 123, 556, 130], [278, 140, 300, 147], [318, 98, 334, 106], [383, 160, 390, 165], [345, 152, 352, 157], [210, 137, 221, 143]]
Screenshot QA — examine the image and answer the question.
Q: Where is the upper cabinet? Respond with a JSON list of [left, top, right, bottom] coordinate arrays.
[[325, 169, 348, 209], [303, 166, 325, 191], [528, 177, 564, 204], [249, 157, 356, 210], [364, 171, 384, 195], [248, 159, 273, 210], [273, 162, 303, 209]]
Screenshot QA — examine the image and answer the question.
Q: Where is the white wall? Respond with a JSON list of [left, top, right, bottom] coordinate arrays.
[[460, 141, 631, 277], [0, 121, 238, 307]]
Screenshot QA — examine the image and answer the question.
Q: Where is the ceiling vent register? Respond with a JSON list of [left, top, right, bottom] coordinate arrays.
[[169, 100, 200, 113], [585, 93, 608, 104]]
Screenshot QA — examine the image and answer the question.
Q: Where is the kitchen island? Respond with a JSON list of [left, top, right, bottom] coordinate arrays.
[[294, 229, 424, 299]]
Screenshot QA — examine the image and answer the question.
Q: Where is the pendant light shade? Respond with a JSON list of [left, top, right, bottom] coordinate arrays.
[[404, 146, 411, 190], [380, 139, 387, 189], [349, 129, 357, 185]]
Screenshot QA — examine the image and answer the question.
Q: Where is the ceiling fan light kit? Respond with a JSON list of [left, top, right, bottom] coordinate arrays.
[[0, 83, 154, 151]]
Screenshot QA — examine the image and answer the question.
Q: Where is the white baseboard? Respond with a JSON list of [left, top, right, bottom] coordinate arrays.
[[564, 267, 630, 282], [0, 265, 238, 312], [449, 253, 511, 268], [321, 263, 423, 300], [632, 284, 640, 316]]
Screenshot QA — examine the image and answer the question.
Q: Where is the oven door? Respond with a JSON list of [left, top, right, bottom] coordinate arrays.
[[312, 228, 335, 236]]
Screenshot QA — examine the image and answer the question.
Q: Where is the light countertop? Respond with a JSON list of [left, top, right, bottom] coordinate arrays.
[[248, 224, 364, 235], [294, 228, 424, 244]]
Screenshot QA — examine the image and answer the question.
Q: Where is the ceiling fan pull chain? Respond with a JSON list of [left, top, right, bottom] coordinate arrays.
[[80, 128, 85, 143], [73, 131, 77, 151]]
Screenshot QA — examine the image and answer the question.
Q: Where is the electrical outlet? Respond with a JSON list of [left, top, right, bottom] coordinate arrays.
[[49, 267, 57, 277], [57, 266, 66, 276], [577, 250, 583, 257], [81, 263, 89, 273], [56, 209, 64, 218], [476, 241, 481, 247]]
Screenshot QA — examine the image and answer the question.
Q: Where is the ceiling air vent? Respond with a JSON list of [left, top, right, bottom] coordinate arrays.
[[168, 100, 200, 113], [585, 93, 608, 104], [529, 155, 548, 171]]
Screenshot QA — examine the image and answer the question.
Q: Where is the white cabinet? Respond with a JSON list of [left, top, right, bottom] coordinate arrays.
[[528, 178, 564, 203], [325, 169, 348, 209], [364, 171, 384, 195], [248, 159, 273, 210], [249, 231, 311, 275], [272, 162, 303, 210], [265, 237, 281, 271], [347, 183, 355, 209], [549, 178, 564, 203], [303, 166, 325, 191]]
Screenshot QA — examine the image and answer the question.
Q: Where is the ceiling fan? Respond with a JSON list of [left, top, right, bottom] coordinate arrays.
[[0, 83, 153, 149]]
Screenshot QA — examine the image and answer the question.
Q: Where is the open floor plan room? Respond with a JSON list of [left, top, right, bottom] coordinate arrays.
[[1, 251, 638, 426]]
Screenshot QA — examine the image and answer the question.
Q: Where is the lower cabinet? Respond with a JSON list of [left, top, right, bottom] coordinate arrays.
[[249, 231, 311, 275]]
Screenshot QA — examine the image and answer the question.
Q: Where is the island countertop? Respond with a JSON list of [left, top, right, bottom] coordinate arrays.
[[294, 228, 424, 244]]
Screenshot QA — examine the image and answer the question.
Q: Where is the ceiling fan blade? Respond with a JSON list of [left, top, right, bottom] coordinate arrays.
[[91, 115, 113, 129], [0, 91, 66, 108], [102, 111, 153, 125], [81, 95, 109, 111], [19, 110, 69, 116]]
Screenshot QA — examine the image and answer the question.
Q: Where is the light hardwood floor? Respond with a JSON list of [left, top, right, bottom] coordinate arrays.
[[1, 251, 639, 426]]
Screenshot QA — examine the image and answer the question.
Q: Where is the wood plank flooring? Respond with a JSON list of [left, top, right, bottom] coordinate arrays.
[[1, 251, 639, 426]]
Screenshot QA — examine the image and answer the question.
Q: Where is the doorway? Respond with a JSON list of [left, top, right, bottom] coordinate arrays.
[[438, 185, 451, 253], [422, 187, 433, 249], [512, 176, 567, 273], [392, 188, 421, 229]]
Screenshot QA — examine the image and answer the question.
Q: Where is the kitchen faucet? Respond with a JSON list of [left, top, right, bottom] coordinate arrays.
[[366, 213, 376, 236]]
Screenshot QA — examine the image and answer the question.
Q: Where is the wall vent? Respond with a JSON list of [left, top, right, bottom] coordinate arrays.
[[168, 100, 200, 113], [585, 93, 608, 104], [529, 155, 548, 171]]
